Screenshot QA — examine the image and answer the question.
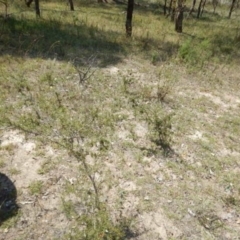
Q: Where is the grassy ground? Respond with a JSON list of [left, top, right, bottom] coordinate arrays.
[[0, 1, 240, 239]]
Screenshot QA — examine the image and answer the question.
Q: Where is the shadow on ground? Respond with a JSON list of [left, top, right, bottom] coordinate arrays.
[[0, 173, 18, 225], [0, 15, 125, 67], [0, 0, 182, 67]]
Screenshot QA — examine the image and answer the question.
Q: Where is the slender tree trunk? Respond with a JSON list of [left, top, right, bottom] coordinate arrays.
[[69, 0, 74, 11], [197, 0, 204, 18], [175, 0, 184, 33], [201, 0, 207, 16], [126, 0, 134, 37], [164, 0, 168, 15], [26, 0, 40, 16], [35, 0, 40, 17], [26, 0, 33, 7], [189, 0, 196, 16], [229, 0, 236, 18], [212, 0, 218, 13]]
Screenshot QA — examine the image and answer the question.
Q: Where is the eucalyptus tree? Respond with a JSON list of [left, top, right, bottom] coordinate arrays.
[[26, 0, 40, 16], [197, 0, 207, 18], [189, 0, 197, 16], [25, 0, 74, 16], [126, 0, 134, 37], [175, 0, 184, 32], [229, 0, 237, 18]]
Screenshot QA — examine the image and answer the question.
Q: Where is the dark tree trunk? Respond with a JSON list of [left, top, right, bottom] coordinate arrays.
[[201, 0, 207, 16], [126, 0, 134, 37], [35, 0, 40, 16], [98, 0, 108, 2], [212, 0, 218, 13], [229, 0, 236, 18], [164, 0, 168, 15], [189, 0, 196, 16], [26, 0, 33, 7], [69, 0, 74, 11], [175, 0, 184, 33], [25, 0, 40, 16], [197, 0, 204, 18]]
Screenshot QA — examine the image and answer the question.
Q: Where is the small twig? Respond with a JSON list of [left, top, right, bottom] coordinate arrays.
[[72, 55, 97, 85], [55, 92, 62, 108], [72, 150, 100, 210]]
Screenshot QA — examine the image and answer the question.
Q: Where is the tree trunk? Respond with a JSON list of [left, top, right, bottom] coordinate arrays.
[[26, 0, 40, 16], [35, 0, 40, 17], [175, 0, 184, 33], [229, 0, 236, 18], [164, 0, 168, 15], [26, 0, 33, 7], [212, 0, 218, 13], [197, 0, 204, 18], [126, 0, 134, 37], [189, 0, 196, 16], [69, 0, 74, 11], [201, 0, 207, 16]]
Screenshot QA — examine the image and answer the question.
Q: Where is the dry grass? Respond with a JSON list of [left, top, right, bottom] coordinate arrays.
[[0, 1, 240, 239]]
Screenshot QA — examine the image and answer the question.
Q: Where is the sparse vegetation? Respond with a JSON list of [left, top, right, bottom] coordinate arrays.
[[0, 0, 240, 239], [0, 159, 6, 168], [37, 158, 56, 175], [8, 168, 21, 175], [28, 180, 43, 195]]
